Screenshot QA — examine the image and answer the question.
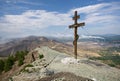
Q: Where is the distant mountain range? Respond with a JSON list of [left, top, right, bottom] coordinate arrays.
[[0, 37, 11, 44], [0, 34, 120, 44], [0, 34, 120, 57], [0, 36, 60, 57]]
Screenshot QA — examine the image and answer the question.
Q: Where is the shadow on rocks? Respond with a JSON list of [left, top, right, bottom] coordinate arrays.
[[37, 72, 94, 81]]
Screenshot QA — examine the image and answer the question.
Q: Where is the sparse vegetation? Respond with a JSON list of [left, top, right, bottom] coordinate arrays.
[[0, 50, 29, 73], [9, 77, 13, 81], [89, 47, 120, 68], [15, 50, 28, 66], [20, 64, 33, 72], [107, 46, 120, 52], [18, 58, 24, 66], [4, 55, 15, 72], [39, 54, 44, 59], [0, 59, 4, 73], [24, 64, 33, 67]]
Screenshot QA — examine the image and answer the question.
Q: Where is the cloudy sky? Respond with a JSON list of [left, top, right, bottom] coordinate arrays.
[[0, 0, 120, 38]]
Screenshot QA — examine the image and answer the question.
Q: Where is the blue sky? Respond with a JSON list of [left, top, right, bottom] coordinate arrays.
[[0, 0, 120, 38]]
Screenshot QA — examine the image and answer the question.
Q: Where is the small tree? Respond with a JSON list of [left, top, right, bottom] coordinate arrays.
[[4, 55, 15, 72], [18, 58, 24, 66], [0, 59, 4, 73], [4, 59, 12, 72], [15, 51, 25, 66], [39, 54, 44, 59]]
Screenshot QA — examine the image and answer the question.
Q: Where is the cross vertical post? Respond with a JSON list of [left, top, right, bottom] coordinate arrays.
[[69, 11, 85, 59]]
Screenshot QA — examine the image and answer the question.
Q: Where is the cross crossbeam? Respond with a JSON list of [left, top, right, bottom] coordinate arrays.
[[69, 11, 85, 59], [69, 22, 85, 28]]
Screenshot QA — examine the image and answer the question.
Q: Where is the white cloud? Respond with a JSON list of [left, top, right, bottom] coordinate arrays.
[[0, 9, 73, 38], [71, 2, 120, 35], [19, 0, 44, 6], [0, 10, 71, 32], [0, 2, 120, 38], [79, 35, 104, 39], [5, 0, 42, 5], [70, 3, 110, 14], [70, 2, 120, 24]]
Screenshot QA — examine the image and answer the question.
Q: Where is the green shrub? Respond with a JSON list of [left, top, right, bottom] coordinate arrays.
[[4, 55, 15, 72], [0, 59, 4, 73], [39, 54, 44, 59], [24, 64, 33, 67], [4, 59, 12, 72], [0, 50, 29, 73], [18, 58, 24, 66], [108, 63, 115, 67], [8, 55, 15, 65], [15, 50, 29, 66]]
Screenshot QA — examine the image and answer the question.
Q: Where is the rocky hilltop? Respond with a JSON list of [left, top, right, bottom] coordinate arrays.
[[2, 46, 119, 81]]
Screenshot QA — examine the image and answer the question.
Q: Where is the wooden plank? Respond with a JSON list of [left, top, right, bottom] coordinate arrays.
[[77, 22, 85, 27], [69, 24, 79, 28], [69, 22, 85, 28], [69, 24, 76, 28], [72, 15, 80, 20]]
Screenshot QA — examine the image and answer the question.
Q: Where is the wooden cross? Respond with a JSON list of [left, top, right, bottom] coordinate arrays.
[[69, 11, 85, 59]]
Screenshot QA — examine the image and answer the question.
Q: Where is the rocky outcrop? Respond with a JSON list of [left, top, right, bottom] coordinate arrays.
[[10, 47, 120, 81], [38, 72, 93, 81]]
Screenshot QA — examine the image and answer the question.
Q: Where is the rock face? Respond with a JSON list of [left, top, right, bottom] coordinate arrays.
[[10, 47, 120, 81], [12, 58, 54, 81], [40, 68, 54, 78], [38, 72, 93, 81]]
